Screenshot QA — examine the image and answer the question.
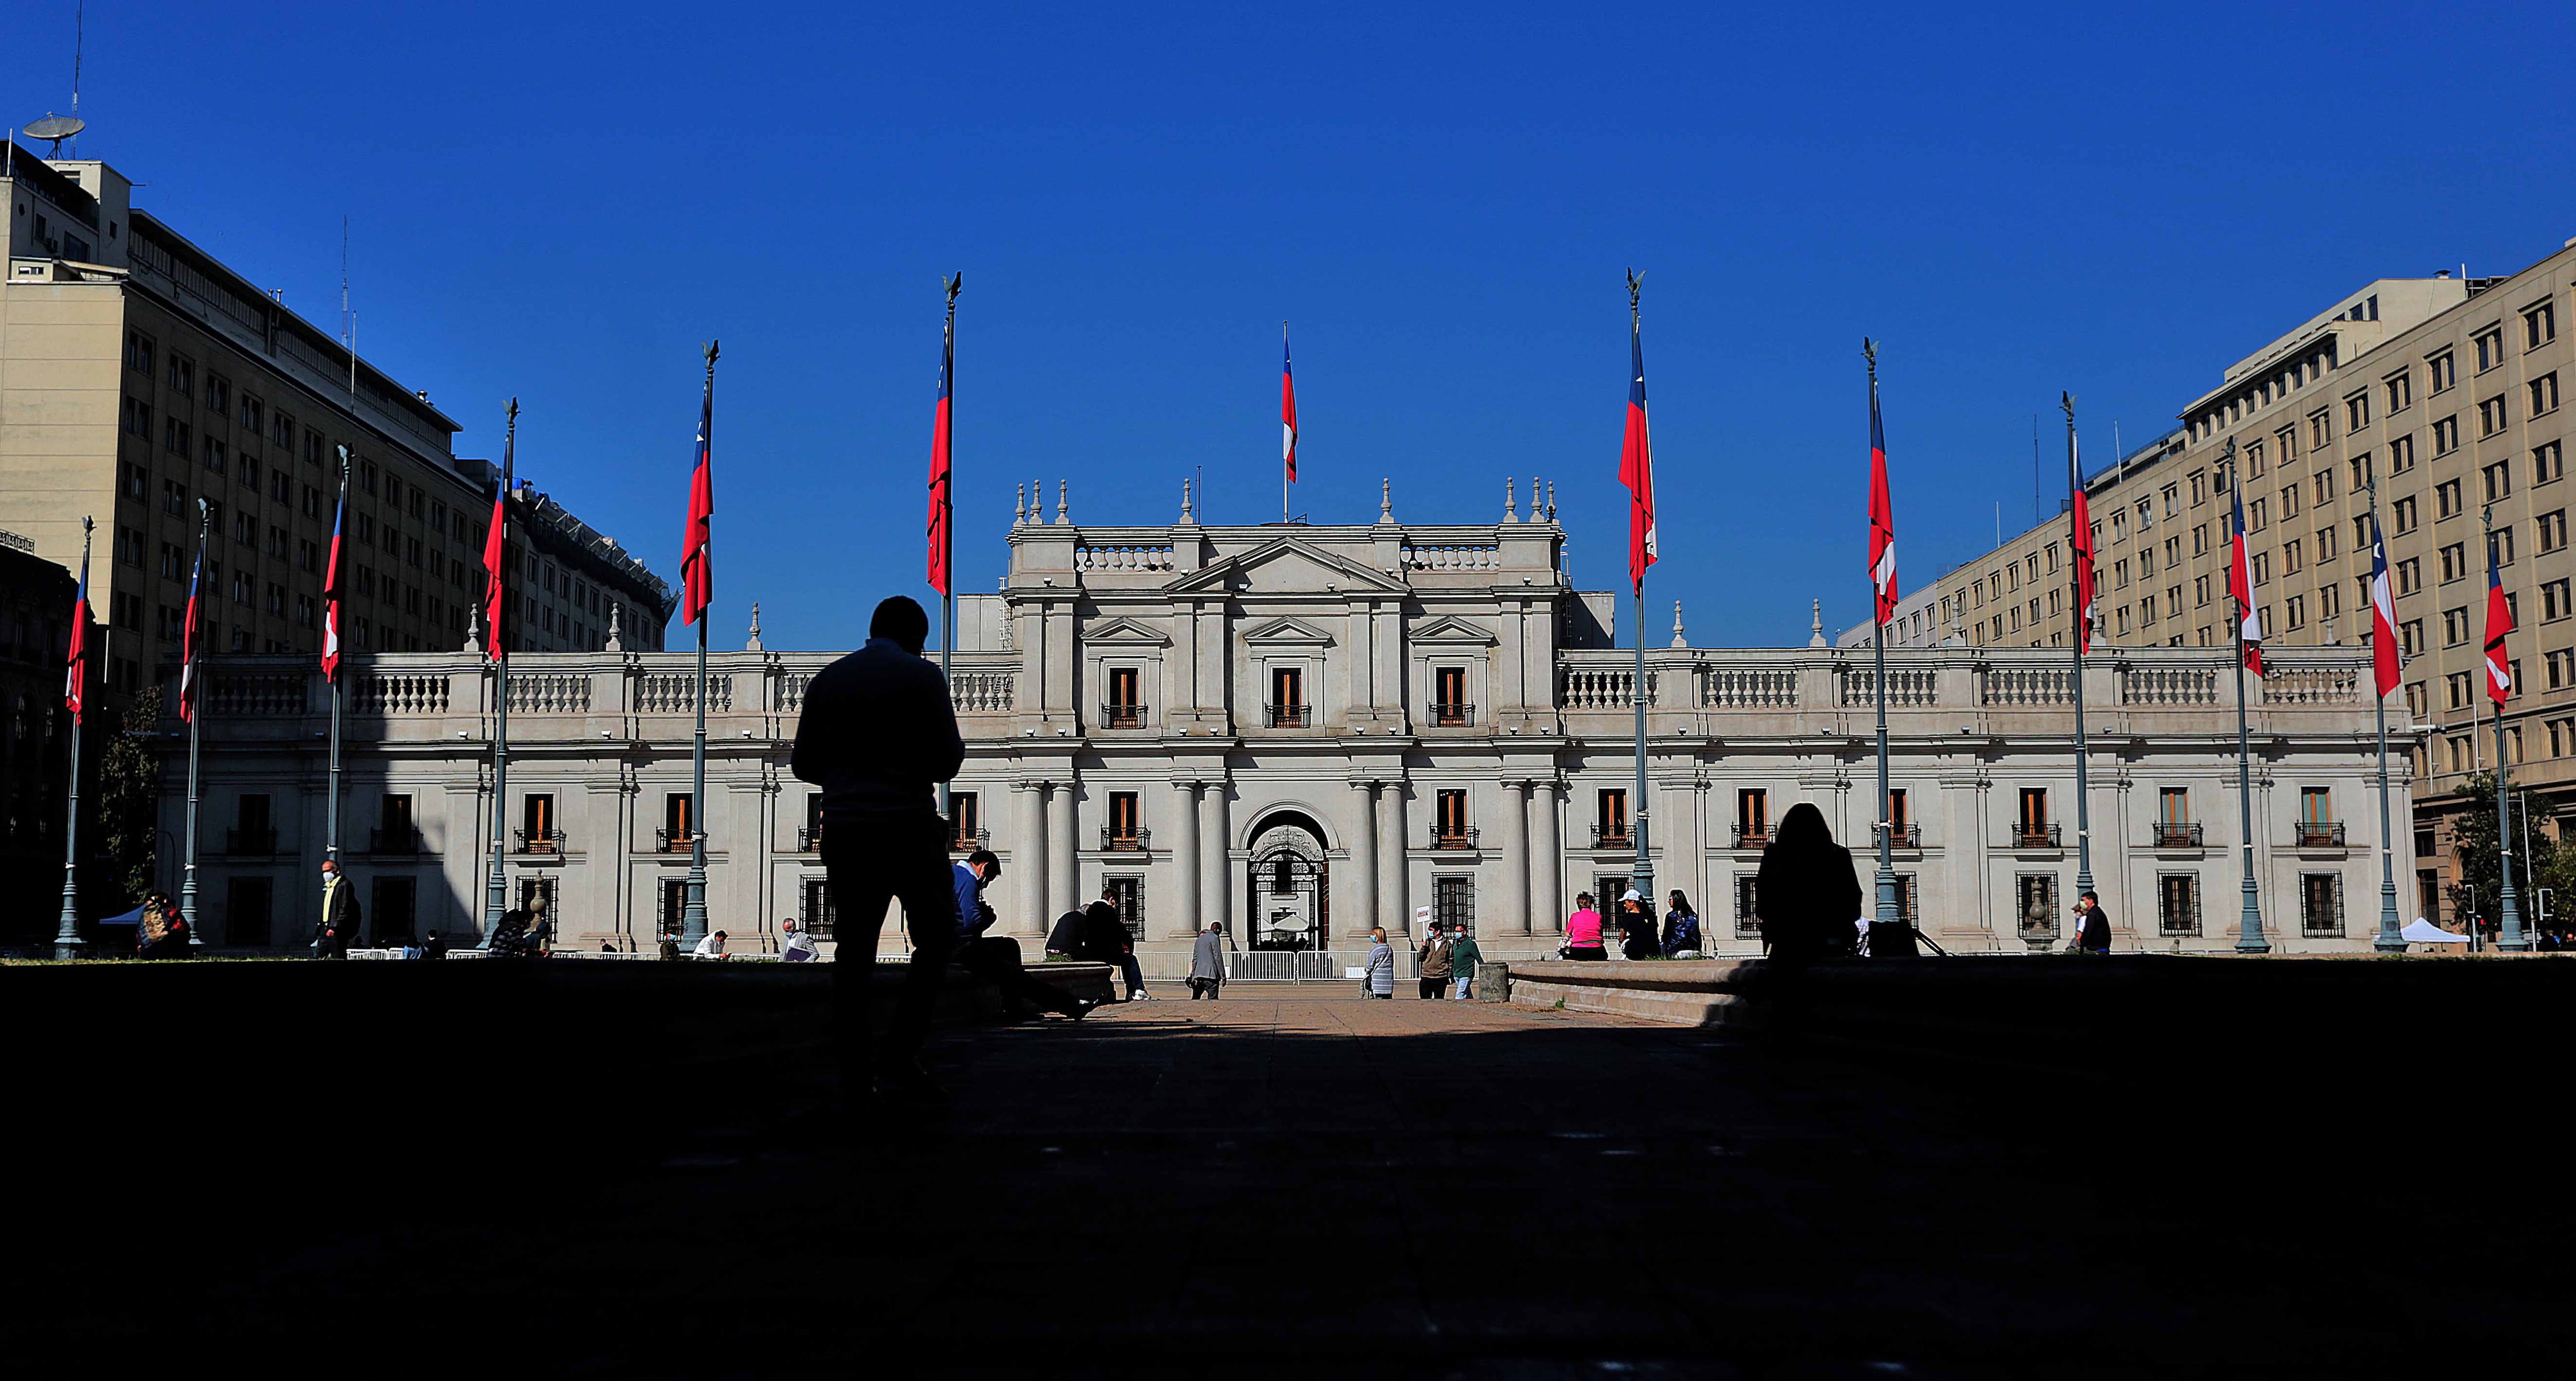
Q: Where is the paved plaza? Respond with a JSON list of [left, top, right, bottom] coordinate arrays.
[[3, 964, 2563, 1375]]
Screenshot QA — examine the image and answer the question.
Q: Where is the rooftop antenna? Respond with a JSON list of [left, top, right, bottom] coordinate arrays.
[[342, 217, 357, 400], [24, 2, 87, 158]]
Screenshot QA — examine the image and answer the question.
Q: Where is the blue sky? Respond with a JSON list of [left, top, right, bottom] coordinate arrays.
[[10, 2, 2573, 648]]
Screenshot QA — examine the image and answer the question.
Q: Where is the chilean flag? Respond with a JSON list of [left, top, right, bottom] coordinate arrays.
[[2070, 484, 2096, 654], [1281, 327, 1299, 486], [480, 465, 509, 661], [2485, 545, 2515, 705], [180, 541, 204, 720], [1867, 368, 1897, 626], [1621, 315, 1657, 591], [681, 373, 715, 625], [320, 479, 347, 683], [2228, 481, 2263, 675], [65, 554, 91, 725], [2368, 508, 2400, 697], [927, 307, 954, 597]]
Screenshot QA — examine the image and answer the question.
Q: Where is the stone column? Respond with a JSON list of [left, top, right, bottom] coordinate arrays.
[[1499, 779, 1531, 934], [1016, 781, 1047, 935], [1531, 777, 1563, 933], [1048, 778, 1079, 921], [1171, 781, 1202, 939], [1348, 780, 1379, 938], [1199, 779, 1230, 934], [1378, 780, 1407, 936]]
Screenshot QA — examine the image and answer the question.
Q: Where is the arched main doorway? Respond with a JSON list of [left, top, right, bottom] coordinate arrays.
[[1244, 812, 1331, 953]]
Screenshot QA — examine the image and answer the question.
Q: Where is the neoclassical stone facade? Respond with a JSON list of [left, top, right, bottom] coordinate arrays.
[[158, 501, 2411, 966]]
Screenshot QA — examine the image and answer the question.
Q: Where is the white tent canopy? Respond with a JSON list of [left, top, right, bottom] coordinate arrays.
[[2401, 918, 2470, 944]]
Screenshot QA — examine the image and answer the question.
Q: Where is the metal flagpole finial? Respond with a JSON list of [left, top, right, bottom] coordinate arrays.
[[704, 340, 720, 370], [945, 273, 963, 312], [1626, 267, 1644, 316], [2061, 391, 2076, 424], [1862, 336, 1878, 378]]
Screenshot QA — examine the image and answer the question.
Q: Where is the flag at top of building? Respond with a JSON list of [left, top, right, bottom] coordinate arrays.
[[1867, 365, 1897, 626], [2070, 481, 2096, 654], [320, 477, 348, 683], [927, 294, 956, 597], [1281, 326, 1299, 486], [681, 369, 715, 626], [1621, 279, 1657, 592], [65, 550, 91, 725], [480, 462, 509, 661], [2368, 508, 2401, 697], [2228, 477, 2263, 675], [2485, 542, 2516, 704], [180, 542, 204, 720]]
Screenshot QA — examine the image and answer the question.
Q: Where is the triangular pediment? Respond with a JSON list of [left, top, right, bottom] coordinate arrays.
[[1163, 536, 1410, 597], [1410, 616, 1497, 646], [1082, 616, 1172, 647], [1242, 616, 1336, 647]]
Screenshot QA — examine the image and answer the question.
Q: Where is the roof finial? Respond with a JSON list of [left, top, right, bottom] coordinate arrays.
[[462, 604, 484, 655], [1504, 477, 1519, 523], [1013, 483, 1026, 528], [1671, 599, 1686, 648], [1808, 599, 1827, 648], [1181, 477, 1194, 523], [603, 603, 623, 653], [744, 600, 764, 652], [1057, 479, 1070, 526], [1379, 478, 1394, 523], [1546, 480, 1557, 522]]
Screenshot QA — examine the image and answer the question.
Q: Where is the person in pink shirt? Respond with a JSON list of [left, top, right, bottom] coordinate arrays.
[[1562, 891, 1608, 961]]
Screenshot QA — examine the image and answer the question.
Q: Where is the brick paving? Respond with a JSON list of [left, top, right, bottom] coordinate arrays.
[[4, 966, 2564, 1376]]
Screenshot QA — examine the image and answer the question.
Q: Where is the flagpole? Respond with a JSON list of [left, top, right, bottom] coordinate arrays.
[[54, 516, 93, 961], [2487, 502, 2526, 951], [940, 277, 960, 822], [2226, 441, 2268, 953], [327, 449, 349, 867], [2367, 480, 2406, 952], [683, 346, 717, 951], [1866, 340, 1900, 948], [482, 403, 517, 945], [1627, 277, 1654, 920], [1282, 321, 1292, 525], [181, 497, 209, 942], [2062, 394, 2094, 925]]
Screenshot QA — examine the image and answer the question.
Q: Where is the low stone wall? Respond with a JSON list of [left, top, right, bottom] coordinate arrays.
[[1506, 959, 1762, 1026]]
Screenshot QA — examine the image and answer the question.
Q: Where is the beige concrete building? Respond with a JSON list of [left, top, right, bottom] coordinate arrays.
[[1851, 243, 2576, 924], [1, 144, 668, 713]]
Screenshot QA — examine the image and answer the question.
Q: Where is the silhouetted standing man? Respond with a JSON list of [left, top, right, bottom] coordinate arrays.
[[792, 596, 965, 1106]]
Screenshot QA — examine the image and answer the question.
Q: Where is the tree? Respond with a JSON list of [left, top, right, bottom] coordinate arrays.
[[2446, 772, 2572, 932], [96, 686, 163, 908]]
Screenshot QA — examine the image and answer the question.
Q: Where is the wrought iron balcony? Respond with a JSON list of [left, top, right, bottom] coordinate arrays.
[[1100, 827, 1153, 853], [514, 828, 566, 856], [654, 828, 703, 854], [1099, 701, 1146, 729], [2296, 820, 2347, 848], [1881, 822, 1922, 850], [2014, 823, 2063, 849], [2153, 821, 2205, 848], [1591, 824, 1632, 849], [1430, 701, 1475, 728], [224, 827, 278, 855], [951, 826, 989, 854], [796, 825, 821, 853], [1266, 703, 1309, 728], [1731, 824, 1769, 849], [370, 826, 420, 855], [1430, 826, 1480, 852]]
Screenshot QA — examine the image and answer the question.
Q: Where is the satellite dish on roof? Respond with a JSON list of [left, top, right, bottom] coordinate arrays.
[[24, 113, 84, 155]]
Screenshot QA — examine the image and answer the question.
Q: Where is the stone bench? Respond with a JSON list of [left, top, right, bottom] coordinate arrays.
[[1506, 959, 1765, 1026]]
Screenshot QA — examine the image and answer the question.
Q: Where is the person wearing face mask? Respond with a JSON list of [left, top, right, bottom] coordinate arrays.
[[1415, 908, 1454, 999], [1362, 927, 1396, 999]]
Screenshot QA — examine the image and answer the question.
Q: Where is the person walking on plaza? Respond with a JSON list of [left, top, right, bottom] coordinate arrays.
[[779, 916, 820, 963], [951, 849, 1092, 1020], [1563, 892, 1607, 961], [1189, 921, 1228, 999], [1447, 923, 1483, 1000], [1662, 890, 1704, 959], [1754, 801, 1860, 966], [1618, 890, 1658, 960], [315, 860, 360, 960], [2069, 890, 2112, 954], [1363, 927, 1397, 998], [792, 595, 967, 1107], [1078, 895, 1149, 1001], [1416, 909, 1454, 998]]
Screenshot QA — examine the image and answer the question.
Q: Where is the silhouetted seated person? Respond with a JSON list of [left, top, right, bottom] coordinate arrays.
[[950, 849, 1094, 1021], [1044, 908, 1086, 961], [421, 930, 449, 960], [1078, 899, 1148, 1000], [488, 908, 540, 959], [1754, 802, 1860, 967]]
